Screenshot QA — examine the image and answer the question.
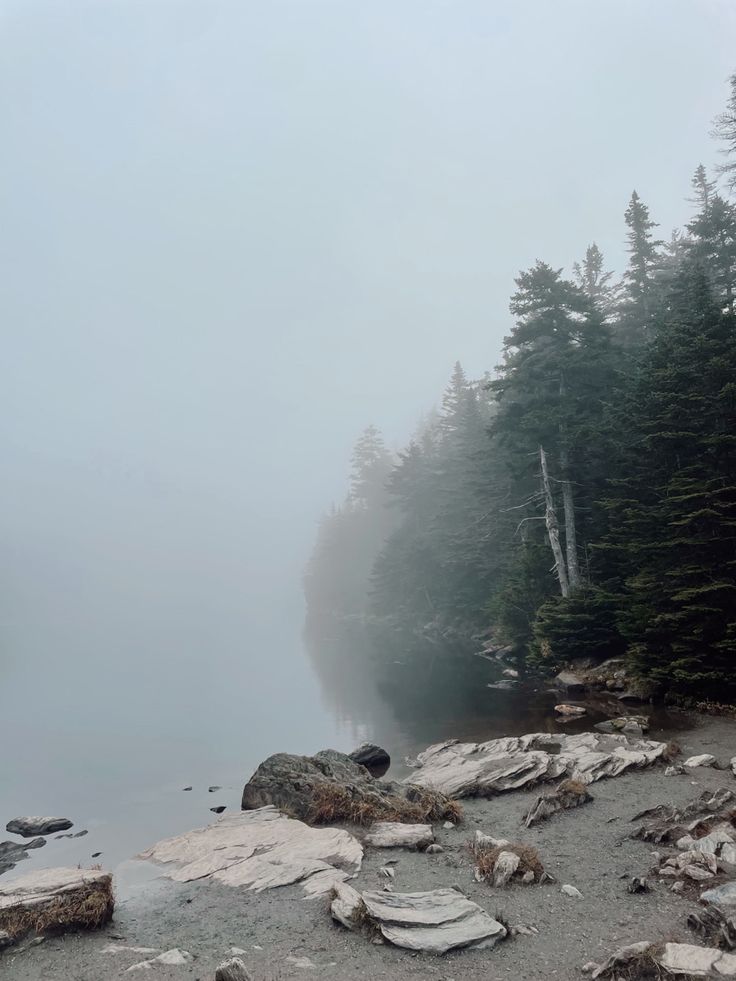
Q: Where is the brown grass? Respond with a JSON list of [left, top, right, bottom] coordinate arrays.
[[307, 782, 462, 826], [0, 876, 114, 941], [472, 841, 544, 883], [662, 741, 681, 762], [557, 778, 588, 796]]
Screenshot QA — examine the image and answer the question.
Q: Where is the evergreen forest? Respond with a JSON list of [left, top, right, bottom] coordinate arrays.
[[304, 75, 736, 702]]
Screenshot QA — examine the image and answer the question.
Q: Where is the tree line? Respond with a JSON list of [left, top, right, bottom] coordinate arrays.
[[304, 74, 736, 701]]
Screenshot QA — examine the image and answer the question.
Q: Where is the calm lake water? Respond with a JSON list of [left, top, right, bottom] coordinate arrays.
[[0, 527, 686, 882]]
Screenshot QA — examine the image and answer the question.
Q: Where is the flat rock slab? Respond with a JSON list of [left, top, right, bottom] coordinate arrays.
[[364, 823, 433, 849], [6, 817, 72, 838], [404, 731, 668, 798], [334, 887, 506, 954], [659, 942, 736, 977], [0, 867, 113, 945], [138, 805, 362, 896]]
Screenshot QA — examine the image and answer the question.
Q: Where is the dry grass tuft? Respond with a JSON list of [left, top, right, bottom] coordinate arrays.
[[557, 778, 588, 797], [662, 741, 681, 762], [307, 782, 462, 827], [473, 841, 544, 883], [0, 876, 114, 942]]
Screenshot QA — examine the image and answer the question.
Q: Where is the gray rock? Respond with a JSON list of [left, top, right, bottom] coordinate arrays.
[[561, 884, 583, 898], [341, 887, 507, 954], [242, 749, 454, 824], [0, 838, 46, 878], [555, 671, 586, 693], [590, 941, 653, 979], [208, 786, 221, 793], [492, 851, 520, 887], [594, 716, 649, 735], [0, 930, 12, 950], [702, 882, 736, 908], [405, 731, 668, 799], [215, 957, 254, 981], [127, 949, 193, 971], [658, 943, 736, 977], [6, 817, 72, 838], [425, 844, 444, 855], [684, 753, 717, 769], [349, 744, 391, 777], [524, 779, 592, 827], [364, 823, 434, 850]]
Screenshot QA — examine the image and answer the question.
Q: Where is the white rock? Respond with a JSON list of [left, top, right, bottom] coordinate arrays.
[[215, 958, 253, 981], [102, 945, 160, 955], [474, 830, 510, 849], [359, 888, 507, 954], [730, 756, 736, 777], [127, 948, 193, 971], [330, 881, 364, 930], [561, 884, 583, 898], [492, 851, 520, 887], [364, 823, 434, 850], [658, 942, 736, 976], [404, 731, 668, 798], [684, 754, 717, 769], [425, 844, 444, 855], [442, 821, 455, 830], [701, 882, 736, 907], [137, 806, 362, 897], [286, 955, 316, 969]]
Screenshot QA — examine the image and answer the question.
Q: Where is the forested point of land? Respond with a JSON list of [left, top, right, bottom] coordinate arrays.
[[304, 75, 736, 702]]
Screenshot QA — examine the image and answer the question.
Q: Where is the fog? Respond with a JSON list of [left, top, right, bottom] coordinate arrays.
[[1, 0, 735, 861]]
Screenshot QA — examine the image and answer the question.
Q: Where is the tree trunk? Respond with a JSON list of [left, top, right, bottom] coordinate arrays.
[[540, 446, 570, 598], [559, 445, 582, 592]]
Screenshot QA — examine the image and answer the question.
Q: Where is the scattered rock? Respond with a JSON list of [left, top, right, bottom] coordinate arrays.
[[285, 955, 316, 968], [91, 852, 102, 859], [210, 806, 226, 814], [379, 866, 395, 878], [242, 749, 459, 825], [524, 778, 592, 827], [595, 716, 650, 736], [182, 787, 192, 792], [405, 731, 668, 798], [492, 851, 520, 887], [73, 830, 88, 838], [731, 756, 736, 778], [671, 881, 685, 894], [555, 704, 587, 716], [0, 839, 46, 878], [349, 744, 391, 777], [331, 886, 507, 954], [588, 941, 653, 979], [702, 882, 736, 908], [0, 931, 12, 950], [521, 870, 535, 885], [138, 806, 362, 895], [215, 957, 254, 981], [685, 754, 718, 769], [627, 876, 649, 894], [443, 821, 455, 830], [561, 884, 582, 898], [425, 844, 444, 855], [687, 905, 736, 949], [502, 668, 519, 679], [632, 787, 735, 844], [473, 837, 544, 886], [0, 867, 113, 946], [127, 948, 193, 971], [208, 786, 221, 793], [555, 671, 586, 693], [665, 764, 685, 776], [364, 823, 434, 850], [5, 817, 72, 838]]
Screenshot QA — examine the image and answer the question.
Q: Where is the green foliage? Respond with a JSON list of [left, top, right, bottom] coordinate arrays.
[[531, 588, 626, 669]]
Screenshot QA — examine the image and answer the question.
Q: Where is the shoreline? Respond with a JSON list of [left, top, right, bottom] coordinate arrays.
[[4, 712, 736, 980]]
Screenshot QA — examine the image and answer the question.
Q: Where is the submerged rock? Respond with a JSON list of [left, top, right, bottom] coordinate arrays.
[[595, 716, 650, 736], [242, 749, 458, 825], [555, 703, 587, 716], [404, 731, 668, 798], [0, 867, 113, 947], [5, 817, 72, 838], [138, 806, 362, 896], [349, 744, 391, 777], [0, 839, 46, 878], [331, 886, 507, 954]]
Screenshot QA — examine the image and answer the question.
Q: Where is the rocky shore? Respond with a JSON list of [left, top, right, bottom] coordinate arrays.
[[3, 712, 736, 980]]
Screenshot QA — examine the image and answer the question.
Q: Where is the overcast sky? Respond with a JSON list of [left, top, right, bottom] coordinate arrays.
[[2, 0, 735, 610]]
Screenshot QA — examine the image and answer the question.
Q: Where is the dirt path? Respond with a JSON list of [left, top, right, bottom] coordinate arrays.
[[2, 714, 735, 981]]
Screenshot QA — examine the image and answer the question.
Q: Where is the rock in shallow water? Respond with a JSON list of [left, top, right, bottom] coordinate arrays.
[[6, 817, 72, 838], [404, 731, 668, 798], [349, 744, 391, 777]]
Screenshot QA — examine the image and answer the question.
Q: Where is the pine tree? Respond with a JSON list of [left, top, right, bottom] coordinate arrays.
[[713, 73, 736, 192], [573, 243, 615, 313], [686, 174, 736, 315], [619, 191, 662, 344]]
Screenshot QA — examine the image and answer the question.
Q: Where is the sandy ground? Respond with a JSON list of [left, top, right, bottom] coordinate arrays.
[[2, 713, 736, 981]]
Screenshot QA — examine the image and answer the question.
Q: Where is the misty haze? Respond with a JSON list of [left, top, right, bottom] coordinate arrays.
[[3, 2, 736, 979]]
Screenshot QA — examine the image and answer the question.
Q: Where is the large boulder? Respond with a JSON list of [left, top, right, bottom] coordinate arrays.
[[0, 867, 113, 947], [555, 671, 586, 693], [6, 817, 72, 838], [241, 749, 459, 825], [403, 731, 668, 798]]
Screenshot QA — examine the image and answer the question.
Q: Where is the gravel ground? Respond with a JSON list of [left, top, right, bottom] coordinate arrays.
[[2, 713, 735, 981]]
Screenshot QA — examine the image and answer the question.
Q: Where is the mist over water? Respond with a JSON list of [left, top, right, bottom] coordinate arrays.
[[1, 0, 735, 875]]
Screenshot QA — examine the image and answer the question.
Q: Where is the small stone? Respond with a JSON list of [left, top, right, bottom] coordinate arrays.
[[561, 884, 583, 898], [425, 844, 444, 855], [210, 806, 227, 814], [91, 852, 102, 858], [521, 870, 535, 885], [285, 956, 316, 969], [209, 786, 221, 793], [182, 786, 192, 791], [671, 881, 685, 894], [443, 821, 455, 830], [127, 949, 193, 972], [379, 866, 395, 878]]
